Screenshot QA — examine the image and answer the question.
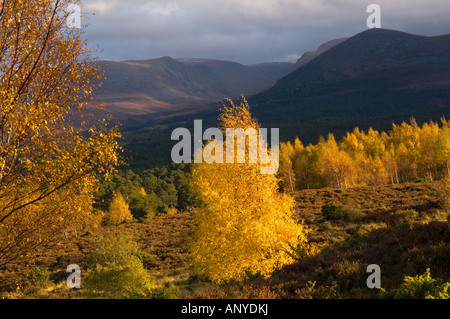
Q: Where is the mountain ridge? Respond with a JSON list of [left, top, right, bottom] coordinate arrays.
[[113, 28, 450, 168], [292, 37, 350, 71], [248, 28, 450, 143], [92, 56, 294, 126]]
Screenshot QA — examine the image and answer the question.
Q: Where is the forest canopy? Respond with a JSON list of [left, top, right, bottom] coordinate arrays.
[[278, 118, 450, 191]]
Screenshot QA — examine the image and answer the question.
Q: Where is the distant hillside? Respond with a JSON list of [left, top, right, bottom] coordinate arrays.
[[92, 57, 293, 126], [116, 29, 450, 170], [249, 29, 450, 144], [292, 37, 349, 71]]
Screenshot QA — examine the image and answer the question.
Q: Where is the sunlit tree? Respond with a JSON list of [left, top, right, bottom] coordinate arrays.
[[107, 194, 133, 225], [316, 134, 354, 188], [279, 141, 296, 193], [434, 119, 450, 178], [189, 98, 308, 284], [0, 0, 120, 266]]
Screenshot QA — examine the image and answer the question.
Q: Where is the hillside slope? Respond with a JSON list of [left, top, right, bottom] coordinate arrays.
[[92, 57, 293, 126], [292, 37, 349, 71], [249, 29, 450, 143]]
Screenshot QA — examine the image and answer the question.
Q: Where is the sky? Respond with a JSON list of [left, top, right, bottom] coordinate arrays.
[[81, 0, 450, 65]]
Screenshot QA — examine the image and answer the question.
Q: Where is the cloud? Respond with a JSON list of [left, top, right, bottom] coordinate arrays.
[[84, 0, 119, 14], [82, 0, 450, 64]]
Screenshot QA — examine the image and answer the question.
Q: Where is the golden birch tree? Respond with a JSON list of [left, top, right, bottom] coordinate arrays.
[[279, 141, 296, 193], [107, 194, 133, 225], [188, 98, 309, 284], [0, 0, 120, 266]]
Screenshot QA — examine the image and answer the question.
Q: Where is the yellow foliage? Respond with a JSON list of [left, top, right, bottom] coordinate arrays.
[[279, 142, 296, 192], [82, 210, 105, 230], [289, 118, 450, 189], [107, 194, 133, 225], [139, 187, 147, 196], [188, 98, 309, 284], [167, 208, 178, 216], [0, 1, 120, 266]]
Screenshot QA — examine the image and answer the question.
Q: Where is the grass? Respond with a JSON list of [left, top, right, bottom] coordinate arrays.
[[0, 210, 196, 298], [0, 181, 449, 299]]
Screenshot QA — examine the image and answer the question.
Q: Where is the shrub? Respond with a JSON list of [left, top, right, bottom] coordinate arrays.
[[87, 233, 139, 267], [156, 205, 169, 216], [12, 266, 56, 298], [84, 234, 153, 298], [385, 209, 419, 227], [321, 203, 364, 222], [133, 250, 153, 263], [429, 242, 450, 271], [167, 208, 178, 216], [320, 221, 333, 231], [285, 242, 320, 261], [321, 203, 343, 220], [339, 206, 365, 223], [83, 257, 153, 299], [82, 230, 95, 237], [155, 281, 180, 299], [296, 281, 341, 299], [22, 266, 50, 287], [143, 209, 155, 220], [380, 268, 450, 299]]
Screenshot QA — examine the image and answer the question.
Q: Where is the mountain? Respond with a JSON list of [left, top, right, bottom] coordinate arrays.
[[113, 29, 450, 169], [292, 37, 349, 70], [249, 29, 450, 144], [92, 57, 293, 126]]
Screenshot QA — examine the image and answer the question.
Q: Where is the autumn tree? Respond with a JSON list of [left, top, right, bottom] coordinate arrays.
[[434, 119, 450, 179], [293, 144, 324, 189], [340, 127, 388, 186], [279, 137, 305, 192], [279, 141, 296, 193], [382, 143, 400, 184], [316, 134, 355, 188], [281, 117, 450, 190], [436, 119, 450, 211], [416, 122, 440, 180], [390, 119, 422, 182], [107, 194, 133, 225], [0, 0, 120, 266], [188, 98, 309, 284]]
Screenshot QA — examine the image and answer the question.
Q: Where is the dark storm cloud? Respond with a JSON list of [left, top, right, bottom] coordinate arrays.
[[82, 0, 450, 64]]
